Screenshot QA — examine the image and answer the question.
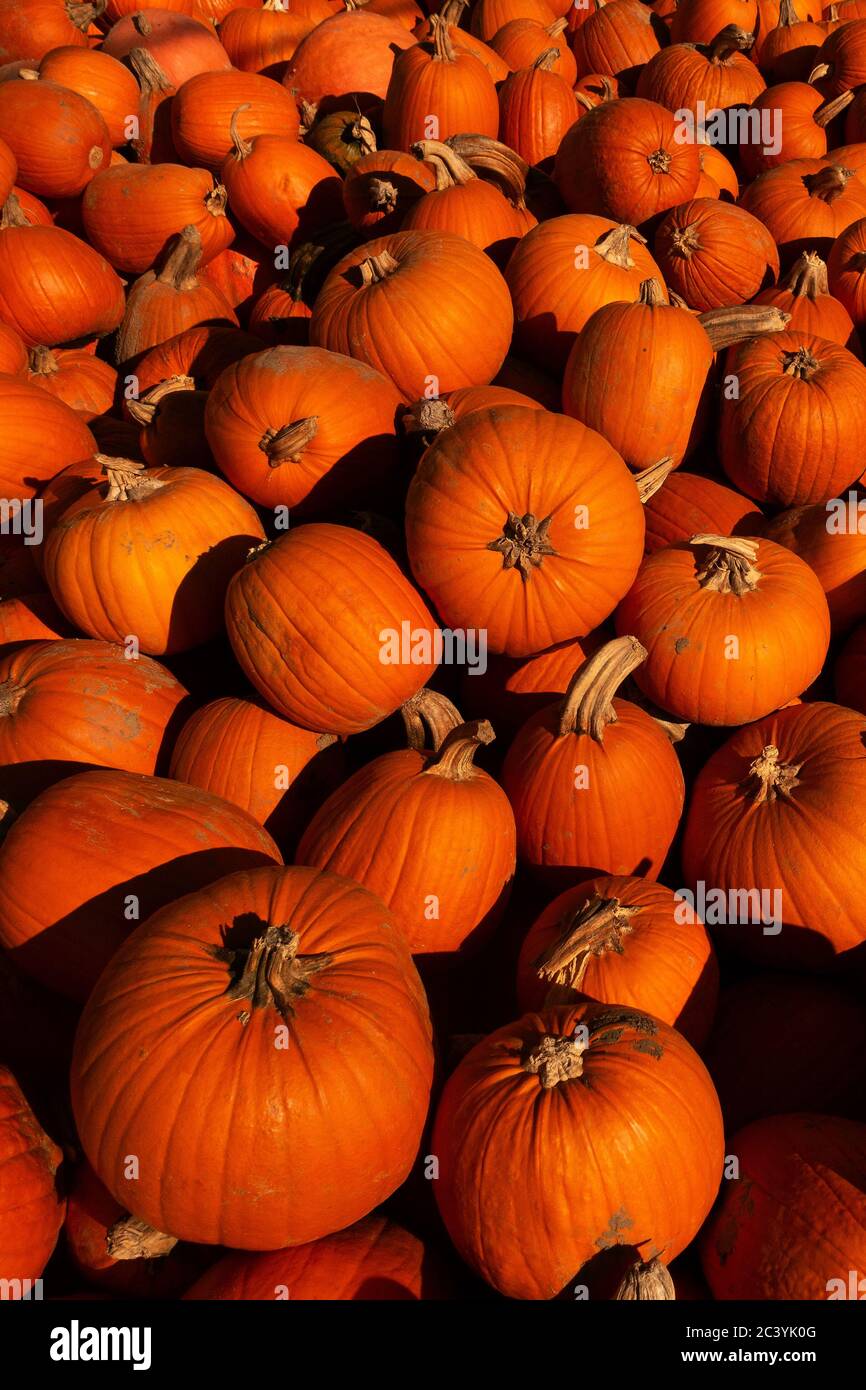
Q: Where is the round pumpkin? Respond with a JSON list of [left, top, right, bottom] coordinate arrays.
[[282, 9, 415, 110], [490, 16, 577, 81], [497, 50, 581, 169], [26, 345, 116, 418], [0, 1065, 64, 1289], [82, 163, 234, 276], [0, 211, 125, 347], [827, 214, 866, 329], [571, 0, 665, 83], [642, 468, 763, 553], [71, 863, 434, 1248], [219, 0, 323, 81], [219, 120, 342, 251], [116, 224, 238, 365], [754, 247, 859, 347], [0, 591, 71, 649], [670, 0, 758, 44], [739, 157, 866, 264], [737, 82, 834, 180], [760, 0, 826, 80], [0, 319, 25, 375], [654, 198, 780, 310], [637, 23, 765, 116], [0, 75, 111, 199], [811, 16, 866, 93], [0, 0, 97, 64], [400, 139, 529, 264], [342, 147, 437, 237], [0, 374, 95, 500], [132, 321, 264, 396], [101, 9, 233, 87], [760, 497, 866, 633], [170, 68, 299, 170], [36, 45, 140, 148], [382, 17, 499, 151]]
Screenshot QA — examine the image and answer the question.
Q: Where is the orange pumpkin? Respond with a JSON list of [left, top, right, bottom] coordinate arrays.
[[0, 0, 97, 64], [282, 10, 415, 110], [0, 320, 25, 375], [401, 139, 529, 262], [101, 9, 233, 87], [759, 498, 866, 633], [642, 468, 762, 552], [36, 44, 140, 147], [0, 592, 71, 650], [739, 157, 866, 264], [490, 15, 577, 81], [637, 23, 765, 114], [654, 198, 779, 309], [827, 215, 866, 328], [810, 15, 866, 93], [218, 0, 323, 81], [170, 68, 299, 170], [759, 0, 826, 79], [497, 51, 581, 169], [342, 147, 437, 238], [115, 224, 238, 365], [219, 118, 342, 250], [0, 73, 110, 198], [82, 163, 234, 275], [0, 1065, 64, 1288], [670, 0, 758, 43], [0, 375, 95, 500], [26, 345, 116, 418], [131, 321, 264, 395], [382, 17, 500, 150], [470, 0, 557, 42], [571, 0, 665, 82], [754, 248, 859, 347]]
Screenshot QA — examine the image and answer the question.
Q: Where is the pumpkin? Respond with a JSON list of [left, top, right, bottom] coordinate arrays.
[[401, 139, 528, 262], [403, 380, 544, 442], [670, 0, 758, 43], [827, 215, 866, 328], [490, 15, 577, 81], [171, 69, 300, 171], [204, 344, 402, 514], [432, 1000, 723, 1300], [753, 248, 859, 347], [27, 344, 117, 418], [470, 0, 556, 42], [810, 16, 866, 93], [0, 767, 281, 1000], [342, 147, 437, 237], [0, 75, 110, 199], [571, 0, 665, 83], [127, 46, 176, 165], [695, 142, 738, 200], [382, 18, 499, 151], [0, 1066, 64, 1288], [654, 198, 779, 310], [71, 863, 434, 1248], [836, 619, 866, 711], [116, 225, 238, 366], [417, 0, 511, 81], [759, 0, 826, 79], [554, 98, 701, 225], [682, 700, 866, 967], [36, 44, 140, 147], [0, 319, 24, 375], [44, 457, 265, 655], [0, 375, 95, 500], [500, 636, 685, 883], [642, 468, 762, 552], [0, 591, 71, 649], [225, 522, 440, 735], [505, 216, 668, 373], [705, 975, 866, 1133], [701, 1114, 866, 1299], [739, 157, 866, 265], [759, 497, 866, 633], [756, 0, 818, 47], [196, 233, 278, 317], [131, 322, 264, 397], [297, 699, 516, 956], [740, 85, 845, 180], [0, 637, 190, 808], [310, 229, 513, 401], [515, 875, 719, 1048], [0, 0, 98, 64], [219, 116, 342, 250], [125, 377, 212, 470], [305, 108, 377, 175], [637, 23, 765, 116], [406, 407, 645, 656], [184, 1214, 452, 1300], [218, 0, 323, 81], [82, 163, 234, 275], [617, 534, 830, 724], [719, 329, 866, 504], [561, 278, 714, 470], [497, 51, 581, 169], [0, 133, 13, 205], [283, 10, 416, 111], [101, 9, 232, 87]]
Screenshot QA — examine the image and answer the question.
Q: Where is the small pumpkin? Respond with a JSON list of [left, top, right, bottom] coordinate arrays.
[[342, 147, 437, 237], [0, 1066, 64, 1288], [282, 9, 415, 111], [654, 198, 779, 309], [490, 15, 577, 81], [497, 50, 581, 170], [26, 344, 116, 418], [305, 108, 377, 174], [132, 322, 264, 396], [115, 224, 238, 366], [670, 0, 758, 44], [401, 138, 529, 262], [36, 44, 140, 147], [759, 497, 866, 633], [754, 247, 859, 347], [759, 0, 826, 80], [218, 0, 324, 81], [219, 111, 343, 250], [0, 374, 95, 500], [739, 157, 866, 264], [571, 0, 665, 83]]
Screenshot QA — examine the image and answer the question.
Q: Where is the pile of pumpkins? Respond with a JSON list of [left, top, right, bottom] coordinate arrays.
[[1, 0, 866, 1305]]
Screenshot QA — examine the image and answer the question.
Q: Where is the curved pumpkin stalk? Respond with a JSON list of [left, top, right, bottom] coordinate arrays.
[[533, 892, 643, 1000], [615, 1256, 675, 1300], [401, 686, 463, 751], [126, 374, 196, 427], [557, 635, 648, 741], [106, 1216, 178, 1261]]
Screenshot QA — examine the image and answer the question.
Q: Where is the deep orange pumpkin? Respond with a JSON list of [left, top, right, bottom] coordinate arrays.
[[26, 344, 116, 418], [490, 15, 577, 80], [497, 51, 581, 169], [670, 0, 758, 44], [115, 224, 238, 365], [219, 120, 342, 250], [36, 44, 140, 147], [0, 74, 111, 198], [739, 157, 866, 264], [754, 248, 859, 347], [637, 23, 765, 115], [400, 139, 529, 262], [283, 10, 415, 110], [0, 211, 125, 347], [0, 1066, 64, 1288], [0, 375, 95, 500], [642, 469, 762, 552], [382, 17, 499, 150], [0, 320, 25, 375], [219, 0, 323, 82], [170, 68, 300, 170], [759, 0, 826, 80], [654, 198, 779, 309], [571, 0, 665, 83], [82, 163, 234, 275], [131, 321, 264, 395], [0, 0, 97, 64], [827, 215, 866, 328], [0, 591, 71, 649], [810, 16, 866, 93], [759, 497, 866, 633], [101, 9, 232, 87]]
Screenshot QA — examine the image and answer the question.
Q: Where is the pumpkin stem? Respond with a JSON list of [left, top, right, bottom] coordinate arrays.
[[813, 89, 854, 126], [438, 0, 468, 21], [533, 893, 642, 1000], [670, 223, 700, 258], [229, 104, 253, 160], [132, 11, 152, 35], [411, 138, 476, 189], [545, 16, 568, 36], [776, 0, 797, 25], [781, 250, 829, 299], [401, 686, 464, 751], [0, 193, 30, 229], [635, 456, 675, 502], [647, 147, 672, 174], [523, 1030, 588, 1088], [781, 345, 819, 378], [698, 303, 790, 349], [224, 924, 330, 1021], [706, 23, 754, 62], [19, 69, 39, 82], [128, 46, 174, 95], [358, 250, 400, 285], [430, 14, 457, 62], [807, 61, 831, 84], [747, 744, 802, 803], [403, 396, 457, 437], [638, 277, 667, 308], [368, 177, 398, 210], [155, 225, 204, 290], [349, 115, 377, 156], [486, 510, 558, 581], [126, 374, 195, 426], [615, 1256, 675, 1301], [803, 164, 853, 203], [532, 47, 561, 70], [67, 0, 106, 32], [258, 417, 319, 465], [97, 454, 163, 502], [205, 184, 228, 218], [445, 134, 529, 206], [557, 635, 647, 742], [106, 1217, 178, 1261], [27, 346, 59, 377], [0, 681, 26, 716], [690, 534, 761, 594], [422, 719, 494, 781], [593, 223, 644, 270]]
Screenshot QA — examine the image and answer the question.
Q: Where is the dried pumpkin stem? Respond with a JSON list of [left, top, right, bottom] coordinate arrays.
[[558, 636, 647, 741], [534, 894, 642, 1000], [635, 457, 675, 503], [593, 223, 644, 270], [782, 346, 819, 378], [349, 115, 377, 156], [691, 533, 761, 594], [422, 719, 494, 781], [813, 90, 854, 126], [106, 1217, 178, 1261], [411, 138, 476, 189], [647, 147, 672, 174], [781, 251, 829, 299], [524, 1031, 588, 1088], [128, 46, 173, 95], [401, 687, 464, 751], [229, 104, 253, 160], [747, 744, 802, 803], [259, 417, 319, 465], [359, 250, 400, 285], [69, 0, 106, 31], [156, 225, 204, 290], [224, 925, 329, 1021], [615, 1257, 675, 1300], [532, 47, 560, 70], [368, 177, 398, 210], [445, 134, 529, 205], [699, 303, 790, 349], [486, 510, 558, 581], [430, 13, 456, 62], [28, 346, 59, 376], [706, 23, 754, 62], [403, 396, 457, 436], [0, 193, 29, 229], [638, 277, 667, 307], [97, 454, 163, 502], [126, 374, 195, 426], [803, 164, 853, 203]]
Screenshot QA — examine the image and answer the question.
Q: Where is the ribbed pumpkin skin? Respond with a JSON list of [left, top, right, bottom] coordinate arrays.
[[116, 263, 237, 365], [37, 46, 141, 148], [101, 10, 233, 88], [616, 537, 830, 725], [342, 149, 438, 238], [0, 377, 95, 500], [497, 64, 580, 169], [204, 345, 402, 514], [490, 18, 577, 81], [738, 83, 826, 181], [43, 467, 265, 656], [0, 79, 111, 199], [82, 164, 234, 275], [501, 694, 685, 885], [406, 406, 644, 657], [636, 38, 765, 115], [571, 0, 664, 81], [0, 1066, 64, 1288], [827, 216, 866, 329], [554, 98, 700, 225], [515, 876, 719, 1048], [643, 472, 762, 554], [432, 1002, 724, 1300], [505, 214, 668, 372], [754, 267, 858, 349], [760, 501, 866, 634], [0, 321, 26, 375], [719, 330, 866, 505], [561, 293, 713, 470], [185, 1215, 451, 1300], [654, 199, 780, 310], [381, 36, 499, 150], [812, 18, 866, 94], [0, 638, 190, 806], [0, 592, 70, 649], [0, 223, 125, 347], [0, 768, 281, 1001], [471, 0, 556, 42], [133, 323, 264, 395], [682, 701, 866, 968], [836, 621, 866, 712], [0, 0, 91, 65], [169, 695, 345, 850], [28, 348, 117, 419], [170, 69, 299, 170], [701, 1114, 866, 1299], [705, 975, 866, 1133], [219, 135, 342, 249], [739, 157, 866, 264], [71, 865, 434, 1249], [218, 5, 319, 79], [225, 523, 439, 735], [296, 741, 517, 956], [670, 0, 758, 44], [401, 181, 528, 262], [310, 229, 514, 402], [283, 11, 416, 109]]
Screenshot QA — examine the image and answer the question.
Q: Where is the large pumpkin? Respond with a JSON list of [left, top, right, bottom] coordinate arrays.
[[515, 875, 719, 1048], [0, 1066, 64, 1289], [432, 1001, 724, 1299], [571, 0, 665, 83], [219, 118, 342, 250], [82, 162, 234, 275], [382, 17, 499, 150], [282, 9, 415, 110], [36, 44, 141, 149], [219, 0, 324, 80], [760, 498, 866, 634], [101, 9, 233, 87], [0, 211, 125, 347], [310, 228, 514, 401], [400, 139, 529, 265], [616, 534, 830, 724], [739, 157, 866, 264], [225, 522, 440, 735], [682, 700, 866, 968], [0, 375, 95, 500], [637, 23, 765, 115], [405, 406, 645, 657], [0, 767, 281, 1001], [71, 864, 434, 1248], [500, 637, 685, 884], [0, 0, 98, 64], [701, 1114, 866, 1298], [170, 68, 299, 170], [653, 198, 780, 310]]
